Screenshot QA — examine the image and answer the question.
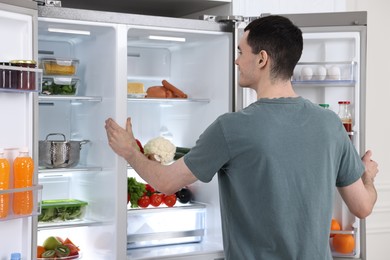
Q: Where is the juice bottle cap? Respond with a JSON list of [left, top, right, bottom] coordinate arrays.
[[10, 252, 21, 260]]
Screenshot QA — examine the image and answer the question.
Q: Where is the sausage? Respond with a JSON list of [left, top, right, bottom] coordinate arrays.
[[162, 80, 188, 98], [146, 86, 167, 98]]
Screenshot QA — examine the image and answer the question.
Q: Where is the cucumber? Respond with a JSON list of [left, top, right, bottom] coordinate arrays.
[[176, 147, 191, 154]]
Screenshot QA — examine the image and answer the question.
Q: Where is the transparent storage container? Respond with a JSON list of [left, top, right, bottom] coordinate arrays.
[[127, 202, 206, 249], [41, 77, 79, 95], [41, 58, 79, 76], [38, 199, 88, 222]]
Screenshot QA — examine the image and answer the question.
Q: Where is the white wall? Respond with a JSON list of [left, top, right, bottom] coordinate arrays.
[[232, 0, 347, 16], [232, 0, 389, 259]]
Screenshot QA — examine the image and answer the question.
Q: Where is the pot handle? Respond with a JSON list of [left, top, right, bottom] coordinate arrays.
[[80, 140, 90, 146], [45, 133, 66, 141]]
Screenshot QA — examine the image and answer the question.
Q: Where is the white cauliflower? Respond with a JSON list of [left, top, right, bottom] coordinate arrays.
[[143, 137, 176, 164]]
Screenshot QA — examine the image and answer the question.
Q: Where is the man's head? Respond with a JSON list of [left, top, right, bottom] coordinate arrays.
[[244, 15, 303, 81]]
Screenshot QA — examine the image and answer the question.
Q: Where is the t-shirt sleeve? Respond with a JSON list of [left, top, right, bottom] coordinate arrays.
[[336, 137, 365, 187], [184, 117, 230, 183]]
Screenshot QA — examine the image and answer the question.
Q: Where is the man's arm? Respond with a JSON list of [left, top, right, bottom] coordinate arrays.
[[338, 150, 378, 219], [105, 117, 198, 194]]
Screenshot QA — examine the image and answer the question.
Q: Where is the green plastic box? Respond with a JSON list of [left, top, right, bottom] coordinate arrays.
[[39, 199, 88, 222]]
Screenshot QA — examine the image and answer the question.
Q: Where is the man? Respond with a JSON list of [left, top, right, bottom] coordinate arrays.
[[105, 15, 378, 260]]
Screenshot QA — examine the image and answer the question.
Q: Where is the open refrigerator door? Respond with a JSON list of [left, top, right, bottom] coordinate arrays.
[[125, 22, 232, 259], [240, 12, 367, 260], [0, 0, 43, 259], [36, 15, 128, 260]]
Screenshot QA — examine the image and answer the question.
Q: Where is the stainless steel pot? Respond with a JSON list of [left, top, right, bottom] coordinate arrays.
[[39, 133, 89, 168]]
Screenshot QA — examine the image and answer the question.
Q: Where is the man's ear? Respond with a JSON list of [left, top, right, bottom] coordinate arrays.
[[257, 50, 268, 67]]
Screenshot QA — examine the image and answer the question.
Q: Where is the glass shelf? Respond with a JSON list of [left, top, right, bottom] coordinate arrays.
[[38, 166, 103, 175], [38, 218, 105, 230], [127, 97, 210, 103], [38, 95, 103, 102]]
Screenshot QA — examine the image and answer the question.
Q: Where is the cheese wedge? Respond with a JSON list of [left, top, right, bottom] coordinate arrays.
[[127, 82, 144, 94]]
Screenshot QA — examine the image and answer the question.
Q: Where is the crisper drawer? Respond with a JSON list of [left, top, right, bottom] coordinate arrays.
[[127, 202, 206, 249]]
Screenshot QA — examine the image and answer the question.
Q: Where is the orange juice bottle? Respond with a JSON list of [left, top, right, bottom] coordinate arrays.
[[0, 148, 10, 218], [13, 147, 34, 215]]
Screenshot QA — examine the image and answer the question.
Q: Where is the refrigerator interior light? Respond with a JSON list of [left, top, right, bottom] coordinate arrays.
[[148, 35, 186, 42], [48, 27, 91, 35]]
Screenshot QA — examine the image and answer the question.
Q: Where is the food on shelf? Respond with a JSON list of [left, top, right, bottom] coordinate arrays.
[[162, 79, 187, 98], [146, 86, 171, 98], [332, 234, 355, 254], [127, 178, 185, 208], [330, 218, 341, 237], [175, 187, 193, 204], [174, 146, 191, 160], [143, 136, 176, 164], [38, 199, 88, 222], [150, 193, 163, 207], [145, 80, 188, 99], [38, 236, 80, 259], [127, 82, 145, 94], [128, 177, 147, 208], [41, 77, 79, 95], [137, 195, 150, 208], [163, 194, 177, 207], [43, 236, 62, 250], [41, 58, 79, 76]]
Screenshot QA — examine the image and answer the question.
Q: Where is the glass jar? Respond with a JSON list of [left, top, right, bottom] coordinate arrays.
[[0, 62, 11, 88], [10, 60, 37, 90], [338, 101, 353, 139]]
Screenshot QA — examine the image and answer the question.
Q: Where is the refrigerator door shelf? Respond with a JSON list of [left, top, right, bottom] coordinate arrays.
[[0, 184, 43, 221], [293, 61, 357, 83], [0, 65, 42, 92], [330, 227, 358, 257]]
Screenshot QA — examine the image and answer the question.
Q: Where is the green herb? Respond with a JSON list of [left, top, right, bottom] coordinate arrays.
[[128, 177, 146, 208]]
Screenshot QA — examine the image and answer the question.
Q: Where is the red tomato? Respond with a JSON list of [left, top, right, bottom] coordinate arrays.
[[150, 193, 163, 207], [145, 184, 156, 194], [138, 195, 150, 208], [163, 194, 177, 207]]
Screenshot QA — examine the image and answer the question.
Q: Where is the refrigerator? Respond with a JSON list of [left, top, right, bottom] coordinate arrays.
[[0, 1, 367, 259]]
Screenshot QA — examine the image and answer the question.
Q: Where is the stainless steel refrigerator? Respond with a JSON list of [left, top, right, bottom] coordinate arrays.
[[0, 1, 367, 259]]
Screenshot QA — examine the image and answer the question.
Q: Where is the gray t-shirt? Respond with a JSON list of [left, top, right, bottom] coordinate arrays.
[[184, 97, 364, 260]]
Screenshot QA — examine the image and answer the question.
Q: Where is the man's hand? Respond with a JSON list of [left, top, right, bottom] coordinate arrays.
[[361, 150, 379, 185], [105, 117, 138, 160]]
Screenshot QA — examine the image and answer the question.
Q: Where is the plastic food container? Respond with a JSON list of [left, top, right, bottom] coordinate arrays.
[[41, 77, 79, 95], [41, 58, 79, 76], [38, 199, 88, 222]]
